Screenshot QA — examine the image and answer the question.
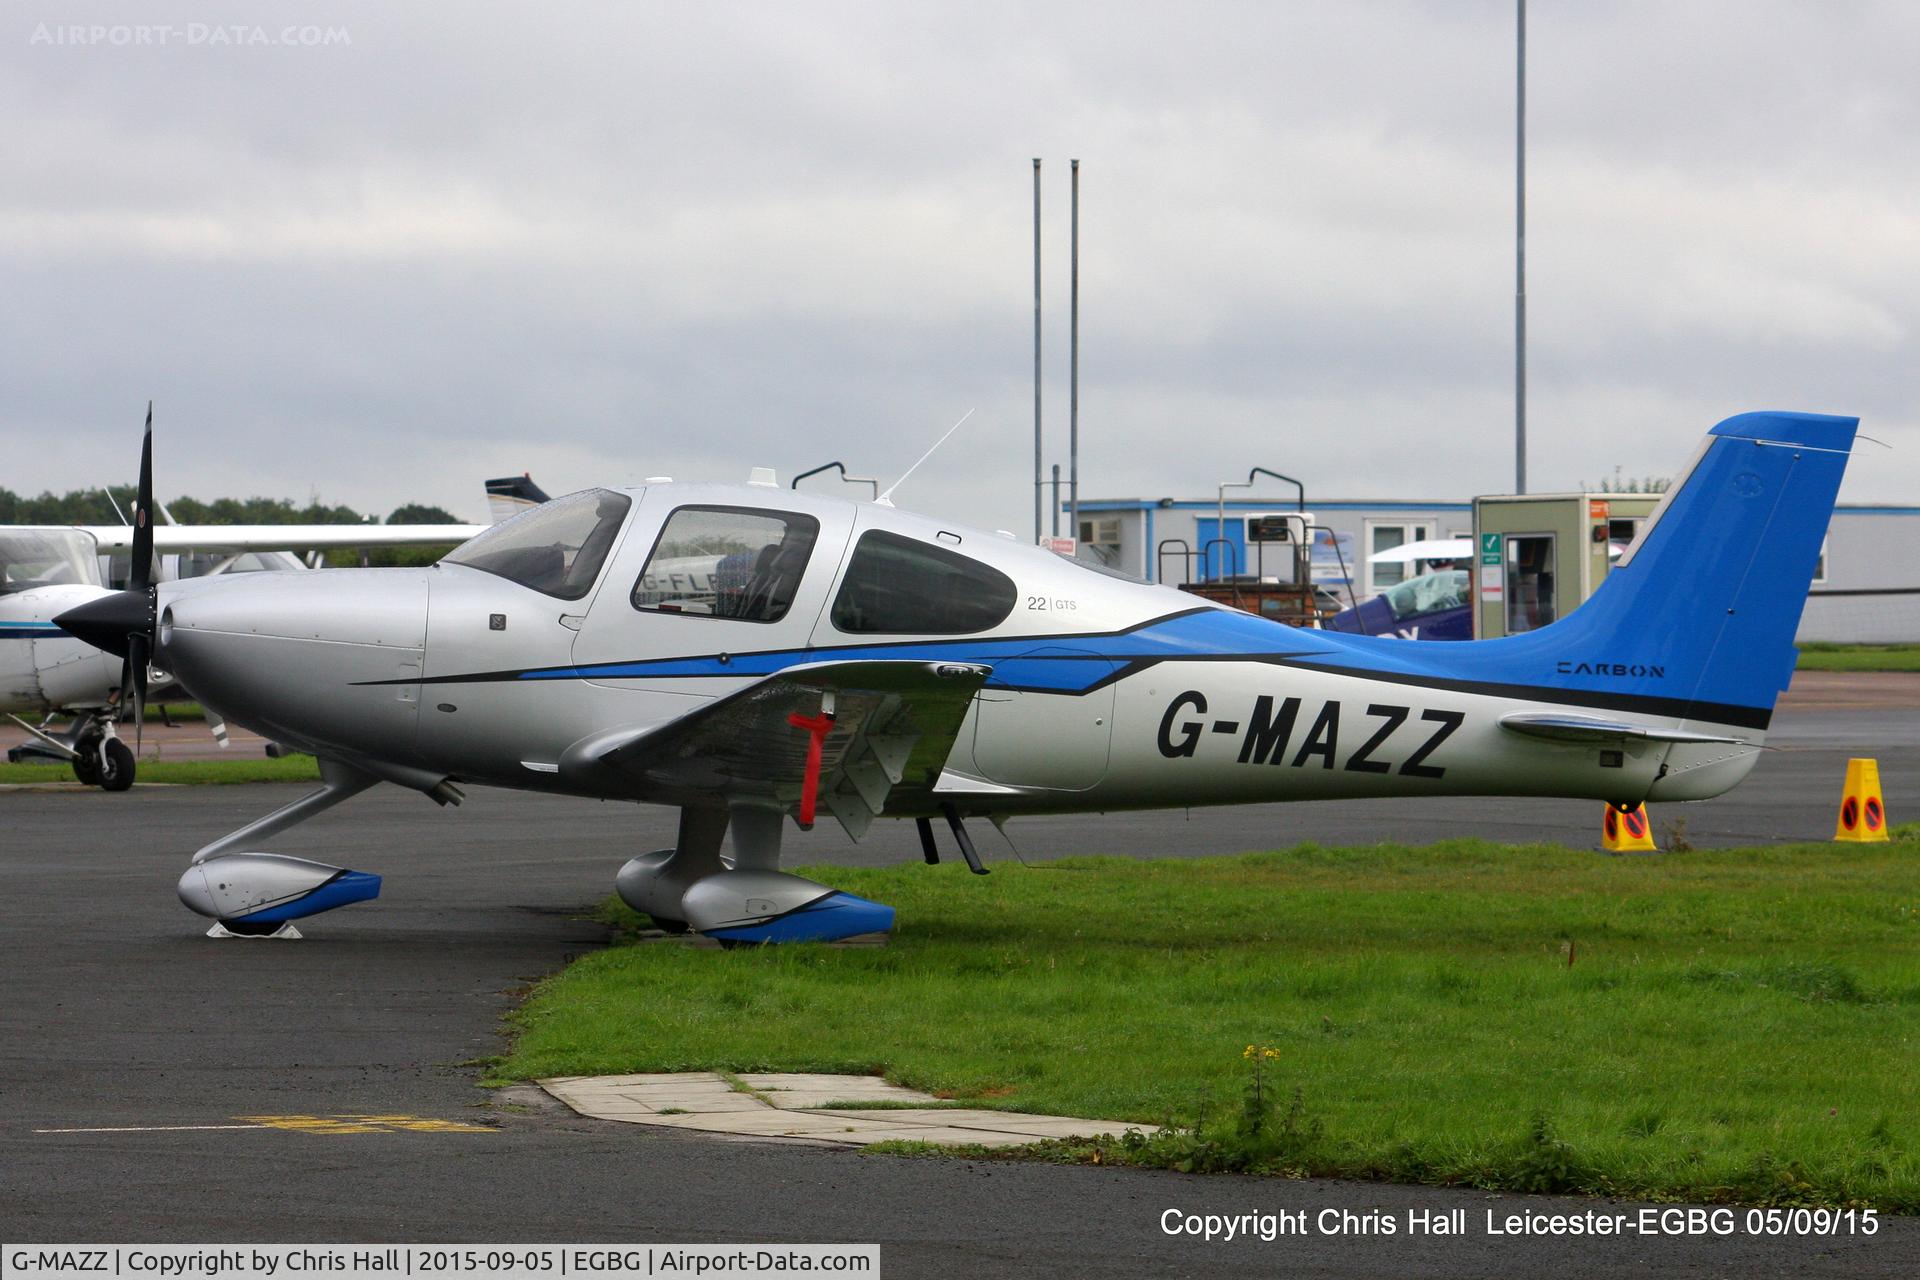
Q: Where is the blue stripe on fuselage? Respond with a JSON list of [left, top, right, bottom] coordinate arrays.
[[512, 608, 1325, 691], [504, 604, 1769, 724]]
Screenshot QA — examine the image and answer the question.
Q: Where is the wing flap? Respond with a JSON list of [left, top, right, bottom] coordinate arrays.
[[560, 660, 991, 826]]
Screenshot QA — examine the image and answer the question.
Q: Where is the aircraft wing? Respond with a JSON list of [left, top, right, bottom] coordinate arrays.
[[81, 524, 484, 553], [560, 659, 991, 836]]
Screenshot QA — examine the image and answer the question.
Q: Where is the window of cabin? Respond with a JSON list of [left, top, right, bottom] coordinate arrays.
[[631, 505, 820, 623], [830, 530, 1017, 634], [0, 529, 102, 593]]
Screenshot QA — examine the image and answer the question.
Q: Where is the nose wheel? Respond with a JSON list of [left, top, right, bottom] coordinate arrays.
[[75, 736, 135, 791], [175, 758, 388, 932]]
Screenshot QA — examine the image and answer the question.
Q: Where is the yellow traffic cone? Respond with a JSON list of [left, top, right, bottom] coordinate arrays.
[[1834, 758, 1890, 842], [1603, 802, 1658, 852]]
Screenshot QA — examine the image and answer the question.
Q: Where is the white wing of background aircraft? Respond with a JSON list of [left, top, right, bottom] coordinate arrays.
[[78, 522, 484, 554]]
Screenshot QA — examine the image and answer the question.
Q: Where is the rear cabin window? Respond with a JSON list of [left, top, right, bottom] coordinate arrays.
[[830, 530, 1017, 634], [632, 506, 820, 623], [441, 488, 630, 601]]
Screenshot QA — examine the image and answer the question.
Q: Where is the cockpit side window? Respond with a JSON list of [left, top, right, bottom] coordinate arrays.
[[441, 488, 631, 601], [631, 506, 821, 623], [0, 530, 102, 594], [829, 530, 1017, 634]]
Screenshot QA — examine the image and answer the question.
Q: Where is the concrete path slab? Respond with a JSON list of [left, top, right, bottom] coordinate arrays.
[[540, 1071, 1156, 1149]]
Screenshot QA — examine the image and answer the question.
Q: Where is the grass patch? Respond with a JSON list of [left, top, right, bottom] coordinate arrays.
[[501, 840, 1920, 1209], [0, 756, 320, 786], [1796, 643, 1920, 672]]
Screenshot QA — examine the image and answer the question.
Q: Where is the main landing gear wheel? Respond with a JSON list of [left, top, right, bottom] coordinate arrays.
[[615, 805, 897, 945], [96, 739, 136, 791]]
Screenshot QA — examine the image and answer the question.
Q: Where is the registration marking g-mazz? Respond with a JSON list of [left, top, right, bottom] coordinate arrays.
[[1156, 690, 1465, 777]]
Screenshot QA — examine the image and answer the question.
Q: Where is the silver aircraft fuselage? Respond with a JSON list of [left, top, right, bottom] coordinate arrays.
[[63, 408, 1853, 938], [155, 481, 1755, 819]]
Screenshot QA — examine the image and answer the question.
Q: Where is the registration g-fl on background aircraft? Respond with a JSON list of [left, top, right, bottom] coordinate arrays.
[[58, 410, 1855, 942]]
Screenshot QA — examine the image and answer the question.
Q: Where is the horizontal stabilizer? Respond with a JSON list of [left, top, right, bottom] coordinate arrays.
[[485, 474, 552, 524], [1498, 712, 1749, 746]]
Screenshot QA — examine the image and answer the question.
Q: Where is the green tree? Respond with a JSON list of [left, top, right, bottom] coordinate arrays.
[[386, 503, 460, 525]]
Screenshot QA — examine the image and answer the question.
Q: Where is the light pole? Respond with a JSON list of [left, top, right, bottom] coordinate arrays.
[[1032, 158, 1044, 541], [1515, 0, 1528, 494], [1069, 158, 1080, 545]]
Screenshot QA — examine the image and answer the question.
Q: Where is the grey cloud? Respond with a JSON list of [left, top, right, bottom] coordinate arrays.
[[2, 0, 1915, 536]]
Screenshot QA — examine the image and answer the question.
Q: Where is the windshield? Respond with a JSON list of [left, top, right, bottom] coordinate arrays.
[[0, 530, 102, 594], [1381, 568, 1469, 621], [441, 488, 631, 600]]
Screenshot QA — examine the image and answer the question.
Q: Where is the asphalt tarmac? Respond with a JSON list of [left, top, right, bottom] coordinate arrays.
[[3, 696, 1916, 1276]]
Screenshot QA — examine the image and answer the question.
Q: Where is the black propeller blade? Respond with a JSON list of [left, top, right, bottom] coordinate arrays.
[[131, 401, 155, 595], [128, 402, 155, 751], [55, 403, 158, 751]]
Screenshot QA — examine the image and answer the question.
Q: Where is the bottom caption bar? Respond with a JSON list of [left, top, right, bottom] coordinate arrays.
[[3, 1247, 881, 1279]]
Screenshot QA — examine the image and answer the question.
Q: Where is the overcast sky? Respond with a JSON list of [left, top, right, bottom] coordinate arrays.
[[3, 1, 1915, 530]]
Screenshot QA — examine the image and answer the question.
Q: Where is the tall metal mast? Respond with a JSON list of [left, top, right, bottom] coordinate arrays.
[[1515, 0, 1528, 494], [1069, 158, 1080, 543], [1032, 158, 1044, 541]]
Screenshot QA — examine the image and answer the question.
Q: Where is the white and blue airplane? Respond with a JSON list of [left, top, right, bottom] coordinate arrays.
[[59, 410, 1853, 941]]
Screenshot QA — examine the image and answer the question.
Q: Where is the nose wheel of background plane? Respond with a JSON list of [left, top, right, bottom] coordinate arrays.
[[7, 712, 136, 791], [74, 734, 134, 791]]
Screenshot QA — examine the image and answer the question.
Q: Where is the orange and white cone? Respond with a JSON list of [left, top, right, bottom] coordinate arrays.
[[1603, 802, 1658, 852], [1834, 758, 1890, 843]]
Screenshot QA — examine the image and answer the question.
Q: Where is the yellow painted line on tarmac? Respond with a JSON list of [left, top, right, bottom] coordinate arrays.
[[238, 1113, 495, 1134], [37, 1114, 492, 1135], [35, 1124, 268, 1133]]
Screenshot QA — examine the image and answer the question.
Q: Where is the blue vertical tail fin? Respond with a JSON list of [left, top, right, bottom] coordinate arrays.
[[1482, 411, 1856, 727]]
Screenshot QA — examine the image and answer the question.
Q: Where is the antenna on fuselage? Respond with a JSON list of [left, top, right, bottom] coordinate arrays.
[[875, 408, 975, 507]]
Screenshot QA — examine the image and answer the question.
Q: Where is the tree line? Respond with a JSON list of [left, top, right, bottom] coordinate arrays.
[[0, 484, 460, 528]]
